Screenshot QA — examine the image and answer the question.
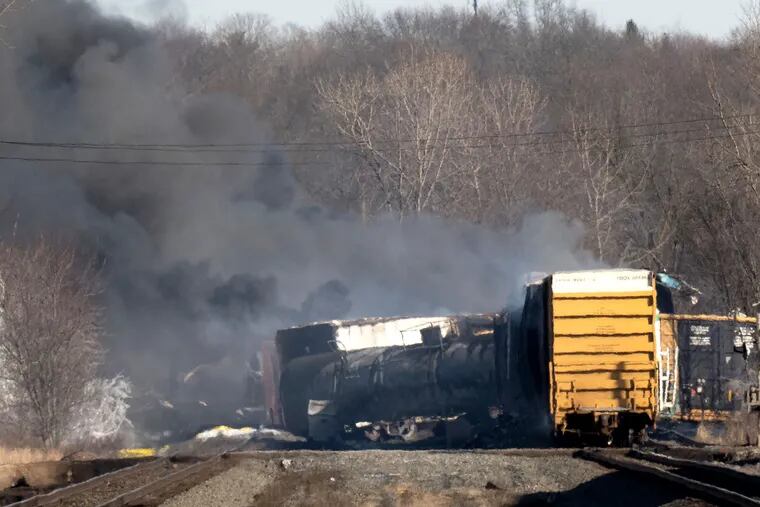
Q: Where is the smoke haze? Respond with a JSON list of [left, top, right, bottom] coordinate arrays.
[[0, 1, 597, 426]]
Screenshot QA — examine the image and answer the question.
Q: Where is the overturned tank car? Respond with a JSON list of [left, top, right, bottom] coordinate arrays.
[[271, 315, 507, 443], [268, 313, 549, 445]]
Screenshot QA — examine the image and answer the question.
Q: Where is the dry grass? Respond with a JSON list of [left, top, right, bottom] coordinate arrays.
[[723, 412, 760, 446], [0, 447, 63, 465], [694, 412, 760, 446]]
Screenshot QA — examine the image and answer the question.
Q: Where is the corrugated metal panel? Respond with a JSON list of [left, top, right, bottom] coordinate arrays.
[[333, 316, 454, 351], [553, 335, 654, 354], [552, 296, 654, 316], [550, 270, 658, 434], [276, 316, 464, 364], [553, 316, 654, 336]]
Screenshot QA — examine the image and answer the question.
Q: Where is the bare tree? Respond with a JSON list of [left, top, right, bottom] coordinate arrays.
[[474, 77, 545, 225], [0, 0, 23, 38], [565, 111, 649, 264], [0, 239, 105, 448], [691, 86, 760, 309], [317, 49, 544, 223], [735, 0, 760, 51], [0, 0, 18, 20], [317, 50, 482, 219], [0, 0, 16, 46]]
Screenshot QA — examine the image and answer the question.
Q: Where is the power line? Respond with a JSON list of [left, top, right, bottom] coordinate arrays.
[[0, 117, 753, 160], [532, 125, 760, 158], [0, 113, 755, 168], [433, 121, 758, 152], [0, 112, 755, 152], [0, 125, 756, 168], [0, 155, 333, 167]]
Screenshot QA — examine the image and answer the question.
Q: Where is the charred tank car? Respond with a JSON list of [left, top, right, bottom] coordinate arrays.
[[274, 315, 538, 445], [274, 313, 551, 446]]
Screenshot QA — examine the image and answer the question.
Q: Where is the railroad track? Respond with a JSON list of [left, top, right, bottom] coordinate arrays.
[[578, 448, 760, 507], [7, 458, 162, 507], [6, 454, 236, 507], [95, 453, 235, 507], [8, 446, 760, 506]]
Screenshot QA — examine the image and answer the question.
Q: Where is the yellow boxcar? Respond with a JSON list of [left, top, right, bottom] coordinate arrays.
[[548, 269, 658, 444]]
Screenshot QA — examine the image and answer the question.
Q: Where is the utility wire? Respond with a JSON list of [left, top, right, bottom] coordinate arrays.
[[529, 125, 760, 158], [425, 121, 760, 152], [0, 112, 755, 152], [0, 156, 333, 167], [0, 125, 756, 168], [0, 117, 755, 157]]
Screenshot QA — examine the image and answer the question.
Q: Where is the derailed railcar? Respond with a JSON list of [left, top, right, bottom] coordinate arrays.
[[280, 312, 551, 446], [304, 336, 502, 443], [274, 314, 500, 441], [658, 314, 759, 421], [269, 269, 676, 446], [523, 270, 662, 445]]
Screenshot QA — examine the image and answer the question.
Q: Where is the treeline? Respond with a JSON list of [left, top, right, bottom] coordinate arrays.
[[158, 1, 760, 312]]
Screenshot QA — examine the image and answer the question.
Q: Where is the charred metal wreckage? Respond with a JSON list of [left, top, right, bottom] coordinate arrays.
[[273, 315, 508, 445], [256, 269, 760, 447]]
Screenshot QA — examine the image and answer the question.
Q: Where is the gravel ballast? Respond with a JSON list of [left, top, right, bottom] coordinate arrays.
[[161, 450, 713, 506]]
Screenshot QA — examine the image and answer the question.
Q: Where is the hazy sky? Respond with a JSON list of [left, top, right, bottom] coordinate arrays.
[[97, 0, 748, 39]]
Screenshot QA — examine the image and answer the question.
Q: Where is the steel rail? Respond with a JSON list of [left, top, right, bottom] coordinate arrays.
[[630, 449, 760, 479], [577, 449, 760, 507], [7, 458, 165, 507], [96, 454, 230, 507], [225, 448, 595, 460], [629, 449, 760, 496]]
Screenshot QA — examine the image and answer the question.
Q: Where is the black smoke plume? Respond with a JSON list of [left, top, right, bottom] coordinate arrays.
[[0, 1, 596, 432]]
